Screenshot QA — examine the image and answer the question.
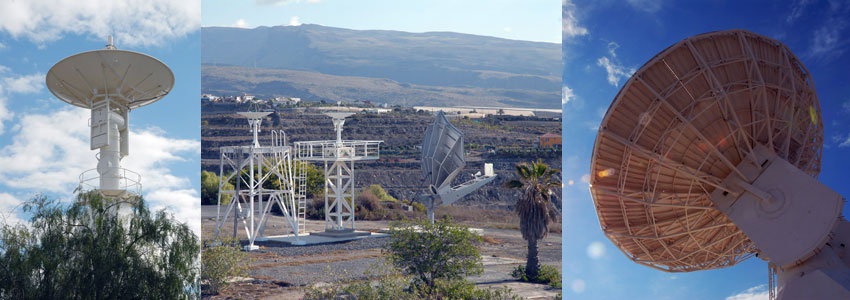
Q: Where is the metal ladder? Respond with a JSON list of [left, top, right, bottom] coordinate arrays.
[[295, 143, 307, 235]]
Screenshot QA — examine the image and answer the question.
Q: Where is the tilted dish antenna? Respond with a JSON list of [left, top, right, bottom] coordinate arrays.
[[46, 36, 173, 199], [420, 111, 496, 223], [589, 29, 849, 299]]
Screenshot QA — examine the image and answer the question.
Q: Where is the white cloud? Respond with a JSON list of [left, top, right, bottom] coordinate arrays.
[[838, 133, 850, 147], [627, 0, 663, 13], [570, 278, 586, 293], [288, 16, 302, 26], [3, 73, 44, 94], [580, 173, 591, 183], [0, 193, 24, 226], [596, 42, 636, 87], [0, 107, 201, 234], [562, 0, 589, 39], [503, 27, 513, 33], [562, 85, 575, 105], [786, 0, 813, 24], [809, 21, 846, 58], [0, 0, 200, 47], [587, 241, 606, 259], [842, 99, 850, 113], [726, 285, 769, 300]]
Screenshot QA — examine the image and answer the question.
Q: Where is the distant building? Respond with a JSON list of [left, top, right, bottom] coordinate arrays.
[[241, 94, 255, 102], [273, 97, 301, 106], [535, 133, 561, 149], [201, 94, 220, 102]]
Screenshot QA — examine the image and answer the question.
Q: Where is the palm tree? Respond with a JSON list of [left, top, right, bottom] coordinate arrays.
[[505, 159, 561, 279]]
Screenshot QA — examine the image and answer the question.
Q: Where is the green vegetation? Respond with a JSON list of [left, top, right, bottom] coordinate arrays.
[[201, 236, 251, 295], [511, 264, 562, 288], [305, 218, 519, 300], [366, 184, 398, 202], [0, 193, 199, 299], [201, 170, 233, 205], [386, 218, 482, 296], [505, 159, 561, 280]]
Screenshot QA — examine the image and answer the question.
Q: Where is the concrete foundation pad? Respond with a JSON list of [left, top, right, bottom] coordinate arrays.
[[310, 229, 372, 238], [256, 232, 388, 246]]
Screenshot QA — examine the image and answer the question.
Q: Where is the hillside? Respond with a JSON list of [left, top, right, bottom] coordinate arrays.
[[201, 25, 561, 108]]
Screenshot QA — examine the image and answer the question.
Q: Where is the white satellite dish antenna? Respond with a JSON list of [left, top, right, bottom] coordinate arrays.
[[419, 111, 496, 223], [46, 36, 173, 200], [589, 30, 849, 299]]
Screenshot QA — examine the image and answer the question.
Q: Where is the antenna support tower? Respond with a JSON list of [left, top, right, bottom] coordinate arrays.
[[419, 111, 497, 223], [46, 36, 173, 205], [214, 111, 302, 250], [294, 112, 382, 236]]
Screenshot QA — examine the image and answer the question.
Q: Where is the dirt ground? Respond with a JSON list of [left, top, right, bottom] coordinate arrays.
[[202, 205, 562, 299]]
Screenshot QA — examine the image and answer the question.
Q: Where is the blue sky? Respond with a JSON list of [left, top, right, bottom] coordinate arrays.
[[202, 0, 561, 43], [561, 0, 850, 299], [0, 1, 202, 233]]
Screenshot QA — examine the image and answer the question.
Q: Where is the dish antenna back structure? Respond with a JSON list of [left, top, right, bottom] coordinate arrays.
[[46, 36, 173, 201], [589, 30, 849, 299], [420, 111, 497, 223], [213, 109, 302, 250], [294, 112, 382, 236]]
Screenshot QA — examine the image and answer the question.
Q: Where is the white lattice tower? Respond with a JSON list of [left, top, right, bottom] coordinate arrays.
[[214, 112, 300, 250], [294, 112, 382, 233]]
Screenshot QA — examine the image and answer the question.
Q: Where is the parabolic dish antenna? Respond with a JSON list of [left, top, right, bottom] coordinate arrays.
[[45, 37, 174, 200], [46, 45, 174, 110], [589, 30, 849, 298], [420, 111, 496, 222]]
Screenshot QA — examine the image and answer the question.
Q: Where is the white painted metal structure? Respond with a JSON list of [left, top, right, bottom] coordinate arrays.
[[214, 112, 302, 250], [420, 111, 497, 223], [589, 30, 849, 299], [46, 36, 173, 201], [294, 112, 382, 233]]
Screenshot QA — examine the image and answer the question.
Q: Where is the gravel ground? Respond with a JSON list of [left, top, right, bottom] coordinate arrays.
[[254, 236, 388, 257]]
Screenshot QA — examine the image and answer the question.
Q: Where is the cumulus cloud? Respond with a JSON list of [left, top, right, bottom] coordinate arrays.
[[288, 16, 302, 26], [562, 85, 575, 105], [725, 285, 769, 300], [597, 42, 635, 87], [0, 193, 24, 226], [838, 133, 850, 147], [0, 69, 46, 133], [0, 107, 201, 234], [562, 0, 589, 39], [0, 0, 200, 47], [627, 0, 663, 13]]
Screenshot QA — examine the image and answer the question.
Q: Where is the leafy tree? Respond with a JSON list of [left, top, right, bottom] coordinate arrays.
[[385, 218, 483, 297], [0, 193, 200, 300], [504, 159, 560, 279], [201, 170, 234, 205]]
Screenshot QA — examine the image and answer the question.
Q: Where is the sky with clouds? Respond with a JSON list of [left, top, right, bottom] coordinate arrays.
[[201, 0, 561, 43], [0, 0, 202, 234], [561, 0, 850, 299]]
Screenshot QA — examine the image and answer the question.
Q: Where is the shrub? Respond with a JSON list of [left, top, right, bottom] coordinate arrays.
[[386, 218, 483, 297], [201, 170, 234, 205], [357, 190, 381, 212], [511, 264, 562, 288], [201, 237, 251, 295]]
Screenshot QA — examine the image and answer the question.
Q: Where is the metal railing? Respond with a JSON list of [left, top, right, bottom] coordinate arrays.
[[78, 168, 142, 196]]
